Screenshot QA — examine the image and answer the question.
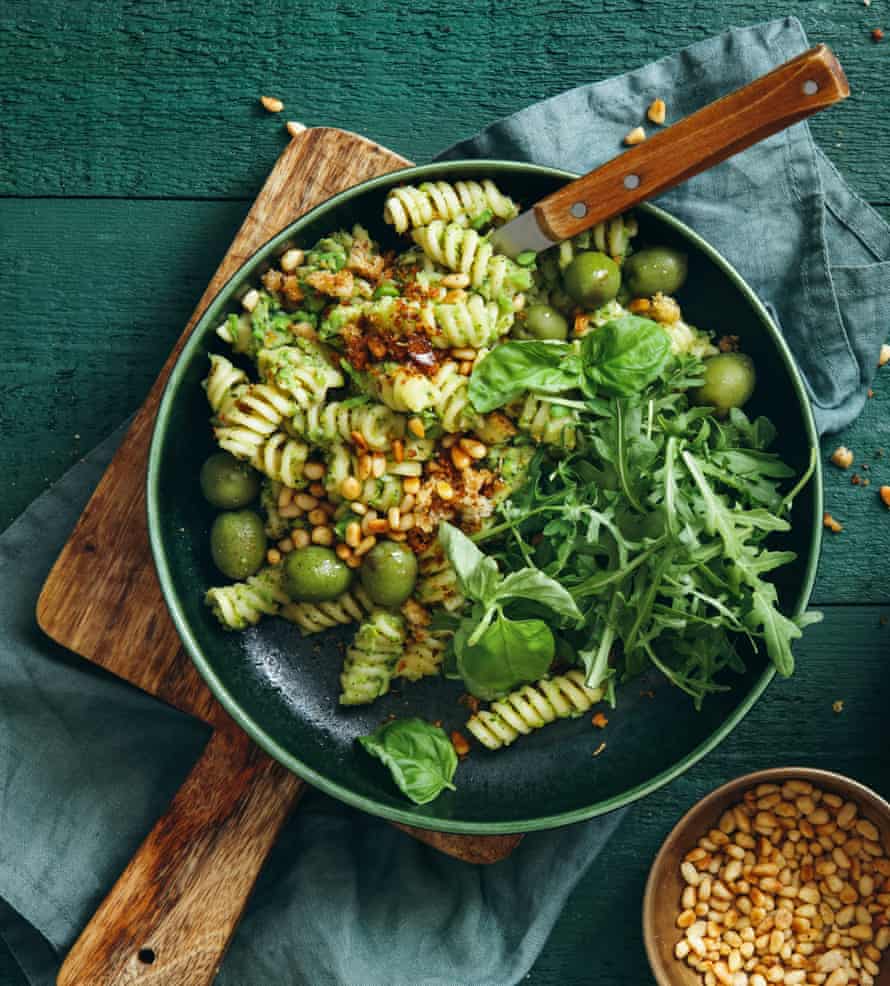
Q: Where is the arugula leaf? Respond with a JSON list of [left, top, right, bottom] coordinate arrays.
[[580, 316, 672, 397], [497, 569, 582, 622], [468, 341, 581, 412], [358, 718, 457, 805], [456, 614, 555, 701]]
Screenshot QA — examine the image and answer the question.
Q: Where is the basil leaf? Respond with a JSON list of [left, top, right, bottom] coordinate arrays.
[[468, 341, 580, 412], [358, 718, 458, 806], [496, 569, 583, 622], [581, 316, 672, 397], [456, 614, 554, 700], [439, 522, 499, 603]]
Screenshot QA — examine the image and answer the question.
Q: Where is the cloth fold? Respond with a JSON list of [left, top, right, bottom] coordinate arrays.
[[2, 17, 889, 986]]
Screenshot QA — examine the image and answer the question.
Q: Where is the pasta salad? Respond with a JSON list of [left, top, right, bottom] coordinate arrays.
[[198, 178, 817, 805]]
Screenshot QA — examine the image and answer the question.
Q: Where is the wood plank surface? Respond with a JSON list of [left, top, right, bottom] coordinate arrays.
[[1, 1, 888, 201]]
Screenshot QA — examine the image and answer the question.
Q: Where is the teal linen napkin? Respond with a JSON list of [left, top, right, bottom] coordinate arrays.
[[2, 17, 889, 986]]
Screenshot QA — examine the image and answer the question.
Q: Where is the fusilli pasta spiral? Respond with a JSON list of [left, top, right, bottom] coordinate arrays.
[[204, 354, 248, 416], [466, 671, 605, 750], [515, 395, 578, 449], [395, 630, 448, 681], [555, 214, 639, 269], [374, 366, 439, 415], [250, 432, 310, 488], [257, 341, 343, 409], [383, 180, 519, 233], [431, 361, 479, 433], [205, 564, 290, 631], [339, 610, 407, 705], [415, 546, 466, 612], [412, 222, 530, 301], [293, 400, 405, 451], [433, 295, 505, 350], [281, 587, 375, 635]]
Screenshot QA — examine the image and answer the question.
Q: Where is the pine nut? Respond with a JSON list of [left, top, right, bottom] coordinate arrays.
[[367, 518, 389, 535], [403, 476, 421, 495], [278, 537, 294, 553], [345, 522, 361, 548], [451, 445, 471, 471], [311, 525, 333, 546], [398, 513, 415, 532], [292, 529, 311, 549], [856, 820, 880, 841], [355, 535, 376, 556], [340, 476, 362, 500], [260, 95, 284, 113], [307, 508, 327, 525], [350, 501, 367, 516], [335, 543, 352, 561], [436, 480, 454, 500], [295, 493, 319, 511], [303, 461, 326, 480], [266, 548, 281, 565], [241, 288, 260, 312], [279, 503, 301, 519], [624, 126, 646, 145], [441, 272, 470, 289], [280, 248, 305, 272], [309, 482, 326, 498], [372, 454, 386, 478], [387, 507, 400, 529], [407, 417, 426, 439], [278, 486, 294, 508], [391, 439, 404, 463], [459, 437, 487, 460], [346, 555, 362, 569]]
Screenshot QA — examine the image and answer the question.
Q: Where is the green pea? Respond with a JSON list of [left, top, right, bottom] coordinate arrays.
[[200, 452, 260, 509], [692, 353, 756, 417], [563, 251, 621, 307], [360, 542, 418, 608], [210, 510, 266, 581], [373, 281, 400, 299], [524, 304, 569, 340], [623, 246, 688, 298], [285, 546, 353, 602]]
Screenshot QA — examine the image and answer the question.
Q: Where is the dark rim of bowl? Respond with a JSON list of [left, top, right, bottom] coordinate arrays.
[[146, 158, 824, 834], [642, 767, 890, 985]]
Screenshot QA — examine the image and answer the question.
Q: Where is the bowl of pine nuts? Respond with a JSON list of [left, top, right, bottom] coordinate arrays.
[[644, 768, 890, 986]]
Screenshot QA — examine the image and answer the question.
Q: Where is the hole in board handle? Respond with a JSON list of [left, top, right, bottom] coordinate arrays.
[[624, 174, 641, 190], [802, 80, 819, 96], [569, 202, 588, 219], [137, 948, 156, 965]]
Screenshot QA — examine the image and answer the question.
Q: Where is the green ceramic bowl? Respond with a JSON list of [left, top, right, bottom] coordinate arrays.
[[147, 160, 822, 834]]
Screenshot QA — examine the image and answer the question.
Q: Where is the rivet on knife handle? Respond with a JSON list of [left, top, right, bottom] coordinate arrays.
[[531, 44, 849, 245]]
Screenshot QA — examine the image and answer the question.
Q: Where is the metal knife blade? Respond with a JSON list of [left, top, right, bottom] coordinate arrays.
[[488, 207, 559, 259]]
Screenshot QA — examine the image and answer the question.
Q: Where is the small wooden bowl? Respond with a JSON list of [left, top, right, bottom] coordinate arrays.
[[643, 767, 890, 986]]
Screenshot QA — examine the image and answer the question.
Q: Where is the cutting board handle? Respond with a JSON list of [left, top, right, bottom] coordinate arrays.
[[536, 44, 849, 241], [57, 729, 305, 986]]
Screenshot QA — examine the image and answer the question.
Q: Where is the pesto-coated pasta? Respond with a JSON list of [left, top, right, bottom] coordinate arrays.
[[281, 587, 375, 635], [204, 354, 248, 416], [465, 671, 605, 750], [430, 361, 479, 433], [432, 295, 505, 350], [383, 179, 519, 233], [412, 222, 530, 300], [249, 432, 310, 488], [514, 395, 578, 449], [257, 341, 344, 409], [339, 610, 406, 705], [395, 630, 449, 681], [205, 564, 290, 631], [293, 400, 405, 451]]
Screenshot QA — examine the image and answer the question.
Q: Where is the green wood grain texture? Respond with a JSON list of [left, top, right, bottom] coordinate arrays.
[[2, 2, 890, 984], [1, 0, 889, 201]]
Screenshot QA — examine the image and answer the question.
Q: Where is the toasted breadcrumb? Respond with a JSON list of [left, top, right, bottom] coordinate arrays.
[[592, 742, 607, 757], [823, 512, 843, 533], [592, 712, 609, 729], [647, 98, 667, 125], [880, 485, 890, 509], [832, 699, 844, 714]]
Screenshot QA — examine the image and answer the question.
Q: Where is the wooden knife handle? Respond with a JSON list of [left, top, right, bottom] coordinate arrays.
[[57, 729, 305, 986], [536, 44, 849, 242]]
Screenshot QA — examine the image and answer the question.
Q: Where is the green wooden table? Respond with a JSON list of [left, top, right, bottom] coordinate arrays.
[[2, 2, 888, 983]]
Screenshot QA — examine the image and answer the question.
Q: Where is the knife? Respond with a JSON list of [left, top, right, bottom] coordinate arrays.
[[490, 45, 849, 259]]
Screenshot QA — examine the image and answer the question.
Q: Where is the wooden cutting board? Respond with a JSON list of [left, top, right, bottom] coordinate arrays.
[[36, 127, 522, 986]]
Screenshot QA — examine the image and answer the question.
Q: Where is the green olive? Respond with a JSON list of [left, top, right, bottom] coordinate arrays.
[[524, 304, 569, 340], [200, 452, 260, 509], [692, 353, 757, 416], [210, 510, 266, 580], [563, 251, 621, 307], [360, 542, 418, 608], [623, 246, 688, 298], [285, 546, 353, 602]]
